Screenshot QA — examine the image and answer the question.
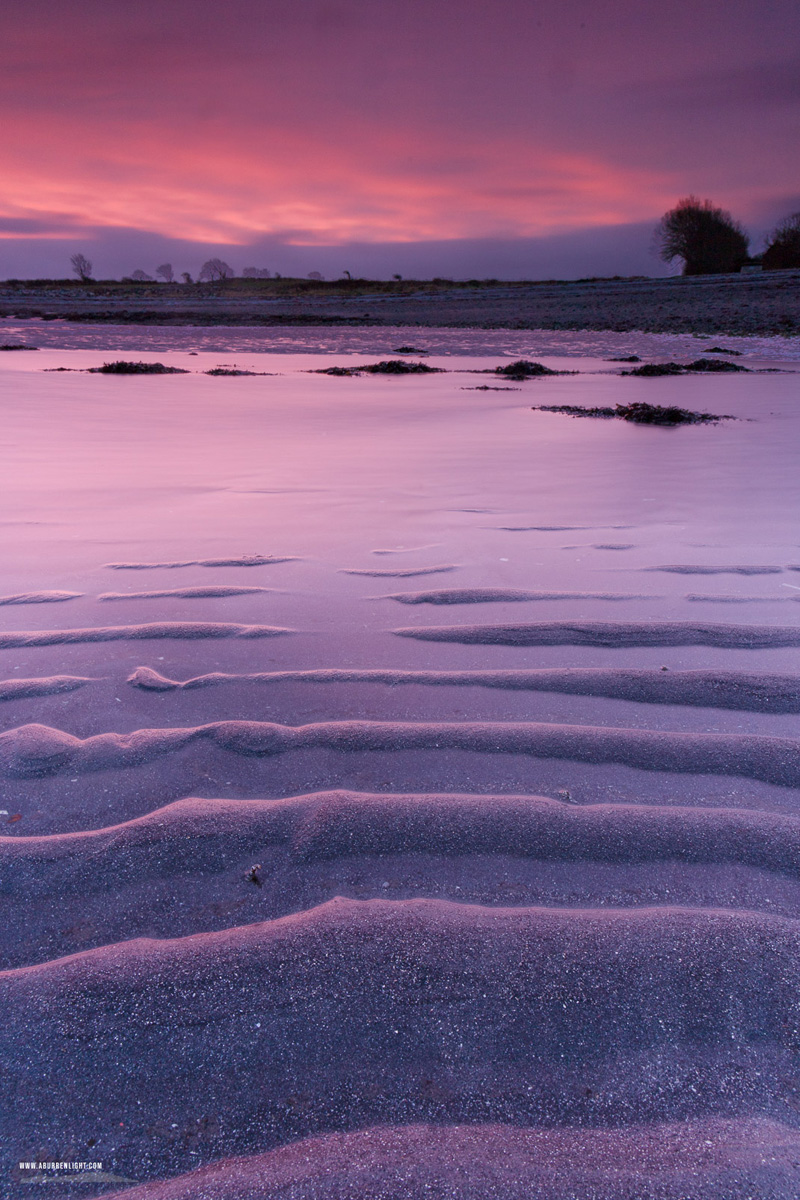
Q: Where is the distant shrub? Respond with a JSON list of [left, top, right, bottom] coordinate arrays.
[[655, 196, 749, 275], [70, 252, 93, 281], [126, 269, 154, 282], [763, 212, 800, 270], [156, 263, 174, 283], [242, 267, 272, 279], [307, 271, 324, 280], [199, 258, 234, 281]]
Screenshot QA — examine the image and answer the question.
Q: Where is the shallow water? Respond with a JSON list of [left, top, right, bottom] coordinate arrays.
[[2, 328, 800, 1197]]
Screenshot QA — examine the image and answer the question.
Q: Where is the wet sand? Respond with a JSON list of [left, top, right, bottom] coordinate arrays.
[[1, 341, 800, 1197]]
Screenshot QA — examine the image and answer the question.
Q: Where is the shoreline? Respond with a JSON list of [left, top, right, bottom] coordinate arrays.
[[1, 270, 799, 335]]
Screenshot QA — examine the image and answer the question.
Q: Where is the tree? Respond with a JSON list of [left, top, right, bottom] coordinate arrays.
[[655, 196, 749, 275], [127, 269, 154, 282], [307, 271, 324, 280], [70, 253, 93, 281], [181, 272, 193, 284], [156, 263, 174, 282], [763, 212, 800, 270], [242, 267, 271, 279], [198, 257, 234, 281]]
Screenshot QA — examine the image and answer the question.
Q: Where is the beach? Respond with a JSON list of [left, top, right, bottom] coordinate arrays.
[[1, 269, 799, 336], [1, 330, 800, 1198]]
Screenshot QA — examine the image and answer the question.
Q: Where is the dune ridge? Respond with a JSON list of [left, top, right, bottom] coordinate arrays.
[[384, 588, 646, 604], [341, 564, 459, 577], [0, 621, 291, 648], [8, 790, 800, 969], [645, 565, 785, 575], [105, 555, 295, 569], [0, 590, 82, 605], [96, 1118, 800, 1200], [0, 675, 95, 701], [7, 790, 800, 877], [393, 619, 800, 648], [1, 718, 798, 785], [98, 586, 273, 601], [126, 664, 800, 712], [3, 898, 800, 1192]]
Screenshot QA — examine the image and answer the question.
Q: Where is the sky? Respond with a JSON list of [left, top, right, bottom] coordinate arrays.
[[0, 0, 798, 280]]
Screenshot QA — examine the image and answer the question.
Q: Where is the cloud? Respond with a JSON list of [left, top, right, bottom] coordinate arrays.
[[0, 221, 670, 282], [0, 0, 797, 275]]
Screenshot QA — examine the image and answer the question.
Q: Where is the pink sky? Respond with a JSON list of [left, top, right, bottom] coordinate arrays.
[[1, 0, 798, 278]]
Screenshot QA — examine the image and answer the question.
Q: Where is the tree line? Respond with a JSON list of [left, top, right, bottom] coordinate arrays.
[[655, 197, 800, 275], [68, 254, 320, 283]]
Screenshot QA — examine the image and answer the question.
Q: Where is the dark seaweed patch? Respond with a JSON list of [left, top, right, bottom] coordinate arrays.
[[494, 359, 563, 379], [534, 401, 733, 425], [88, 360, 189, 374]]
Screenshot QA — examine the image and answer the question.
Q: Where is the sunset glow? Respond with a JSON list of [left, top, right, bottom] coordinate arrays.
[[1, 0, 798, 275]]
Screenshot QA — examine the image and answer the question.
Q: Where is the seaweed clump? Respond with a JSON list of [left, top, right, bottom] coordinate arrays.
[[362, 359, 442, 374], [607, 355, 641, 362], [686, 357, 748, 372], [703, 346, 742, 355], [622, 362, 685, 376], [533, 401, 733, 426], [205, 367, 267, 376], [622, 359, 748, 376], [392, 345, 429, 354], [88, 360, 189, 374], [314, 359, 443, 376], [0, 343, 39, 351], [495, 359, 561, 379]]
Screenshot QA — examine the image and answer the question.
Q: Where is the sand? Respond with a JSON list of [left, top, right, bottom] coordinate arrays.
[[1, 337, 799, 1198]]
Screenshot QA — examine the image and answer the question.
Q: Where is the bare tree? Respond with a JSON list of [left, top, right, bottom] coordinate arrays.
[[156, 263, 174, 283], [242, 267, 271, 279], [70, 253, 93, 281], [763, 212, 800, 270], [198, 258, 234, 282], [655, 197, 749, 275], [127, 269, 154, 282]]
